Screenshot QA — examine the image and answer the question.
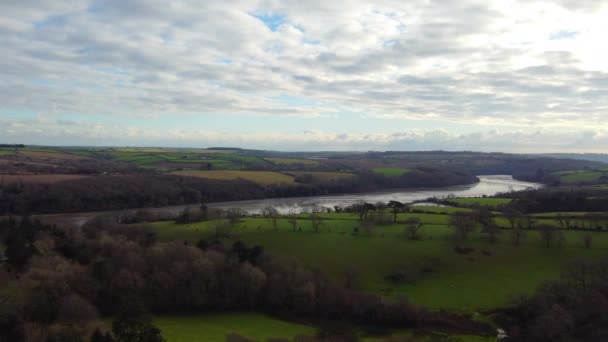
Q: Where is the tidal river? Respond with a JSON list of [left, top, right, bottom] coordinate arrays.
[[206, 175, 541, 214], [37, 175, 541, 227]]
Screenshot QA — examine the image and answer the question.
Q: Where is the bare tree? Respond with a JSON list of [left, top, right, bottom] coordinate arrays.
[[449, 212, 476, 247], [404, 217, 423, 240], [287, 210, 298, 232], [226, 208, 245, 226], [361, 216, 375, 235], [212, 219, 231, 238], [538, 224, 563, 248], [261, 207, 279, 230], [511, 220, 527, 246], [583, 233, 593, 249], [482, 221, 501, 244], [310, 207, 323, 233]]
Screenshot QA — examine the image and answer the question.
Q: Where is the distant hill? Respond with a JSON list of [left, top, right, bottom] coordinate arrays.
[[539, 153, 608, 164]]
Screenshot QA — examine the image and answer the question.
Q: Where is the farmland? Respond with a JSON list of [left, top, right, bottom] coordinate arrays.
[[153, 314, 492, 342], [150, 210, 607, 311], [171, 170, 295, 185], [553, 169, 607, 184], [264, 157, 320, 166], [372, 168, 412, 176], [446, 197, 512, 207], [154, 313, 315, 341]]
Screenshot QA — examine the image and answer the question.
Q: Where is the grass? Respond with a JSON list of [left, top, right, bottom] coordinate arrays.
[[18, 150, 88, 160], [149, 213, 607, 311], [154, 313, 316, 341], [554, 170, 607, 184], [446, 198, 512, 207], [371, 168, 412, 176], [288, 171, 356, 184], [265, 157, 320, 166], [154, 313, 492, 342], [171, 170, 295, 185]]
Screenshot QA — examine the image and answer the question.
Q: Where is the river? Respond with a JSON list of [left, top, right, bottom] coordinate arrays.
[[36, 175, 541, 227]]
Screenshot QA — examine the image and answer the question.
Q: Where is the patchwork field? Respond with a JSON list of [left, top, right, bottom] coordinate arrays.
[[150, 212, 606, 311], [171, 170, 295, 185], [18, 150, 88, 160]]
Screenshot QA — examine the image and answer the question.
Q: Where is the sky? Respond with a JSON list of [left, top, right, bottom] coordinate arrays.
[[1, 0, 608, 152]]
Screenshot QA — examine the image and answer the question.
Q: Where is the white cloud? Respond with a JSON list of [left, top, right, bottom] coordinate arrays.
[[1, 0, 608, 150]]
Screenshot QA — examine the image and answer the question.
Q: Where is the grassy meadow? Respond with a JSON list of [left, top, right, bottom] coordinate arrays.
[[150, 212, 607, 311], [371, 168, 412, 176], [446, 197, 512, 207], [171, 170, 295, 185]]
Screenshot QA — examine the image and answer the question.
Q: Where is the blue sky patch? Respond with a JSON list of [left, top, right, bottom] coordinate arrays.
[[549, 30, 578, 40], [252, 13, 286, 32]]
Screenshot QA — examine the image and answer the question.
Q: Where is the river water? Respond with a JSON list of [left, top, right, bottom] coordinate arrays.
[[206, 175, 540, 214], [36, 175, 541, 227]]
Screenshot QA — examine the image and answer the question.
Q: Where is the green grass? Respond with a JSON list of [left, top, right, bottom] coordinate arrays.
[[265, 157, 320, 166], [171, 170, 295, 185], [446, 198, 512, 207], [288, 171, 356, 184], [411, 206, 473, 214], [154, 313, 316, 341], [149, 214, 607, 311], [554, 170, 607, 184], [371, 168, 412, 176]]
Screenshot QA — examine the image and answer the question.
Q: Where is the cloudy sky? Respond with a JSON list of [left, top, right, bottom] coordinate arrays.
[[1, 0, 607, 152]]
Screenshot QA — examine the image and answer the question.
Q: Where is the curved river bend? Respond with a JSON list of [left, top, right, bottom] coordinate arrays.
[[37, 175, 541, 227], [208, 175, 540, 214]]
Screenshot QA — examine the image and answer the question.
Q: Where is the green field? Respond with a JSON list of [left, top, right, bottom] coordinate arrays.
[[371, 168, 412, 176], [155, 313, 315, 341], [288, 171, 356, 184], [264, 157, 320, 166], [446, 198, 512, 207], [171, 170, 295, 185], [153, 313, 492, 342], [150, 213, 606, 311], [554, 170, 607, 184]]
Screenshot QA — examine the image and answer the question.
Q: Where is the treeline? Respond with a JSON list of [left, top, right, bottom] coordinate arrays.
[[493, 258, 608, 341], [0, 144, 25, 148], [504, 187, 608, 213], [0, 217, 491, 341], [0, 169, 478, 215]]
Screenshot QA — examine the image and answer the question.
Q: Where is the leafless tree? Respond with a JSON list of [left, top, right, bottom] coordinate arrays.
[[404, 217, 423, 240]]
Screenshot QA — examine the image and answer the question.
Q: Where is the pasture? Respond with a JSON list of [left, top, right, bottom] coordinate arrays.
[[150, 212, 607, 311], [264, 157, 320, 166], [553, 170, 607, 184], [288, 171, 356, 184], [171, 170, 295, 185], [371, 168, 412, 176], [446, 197, 512, 207], [154, 313, 315, 341], [153, 313, 493, 342]]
